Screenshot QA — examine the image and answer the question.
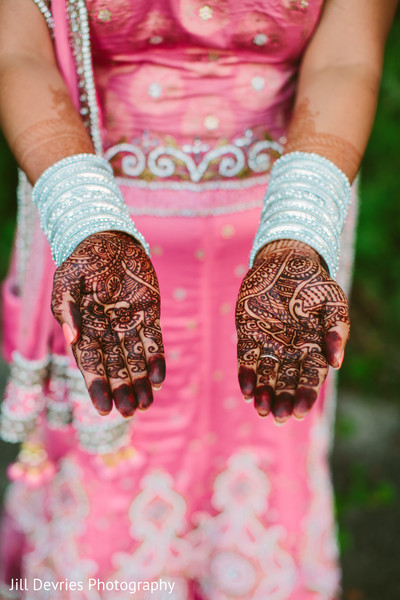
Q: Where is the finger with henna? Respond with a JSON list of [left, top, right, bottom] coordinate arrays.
[[237, 339, 260, 401], [88, 379, 113, 416], [139, 317, 166, 390], [323, 327, 349, 369], [322, 289, 350, 368], [72, 333, 113, 415], [122, 330, 153, 411], [51, 286, 82, 346], [272, 358, 300, 424], [102, 327, 137, 417], [254, 355, 279, 417], [293, 352, 328, 420]]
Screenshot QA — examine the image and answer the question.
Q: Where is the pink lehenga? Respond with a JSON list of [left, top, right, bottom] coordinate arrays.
[[0, 1, 358, 598]]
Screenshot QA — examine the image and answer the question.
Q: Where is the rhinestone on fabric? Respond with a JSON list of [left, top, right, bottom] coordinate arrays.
[[195, 249, 206, 260], [173, 288, 187, 301], [199, 5, 213, 20], [253, 33, 268, 46], [32, 0, 54, 33], [290, 0, 309, 9], [104, 131, 283, 185], [0, 352, 50, 443], [204, 115, 220, 130], [207, 51, 220, 61], [221, 224, 235, 238], [149, 35, 163, 44], [15, 170, 36, 292], [251, 76, 265, 91], [97, 8, 112, 22], [148, 83, 163, 99], [67, 0, 103, 155]]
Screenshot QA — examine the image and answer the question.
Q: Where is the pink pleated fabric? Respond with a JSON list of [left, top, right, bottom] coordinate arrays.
[[0, 1, 358, 598]]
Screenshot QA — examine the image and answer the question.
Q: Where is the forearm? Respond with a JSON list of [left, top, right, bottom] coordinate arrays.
[[285, 64, 378, 182], [0, 0, 94, 183], [274, 64, 379, 259], [0, 55, 94, 183], [285, 0, 398, 183]]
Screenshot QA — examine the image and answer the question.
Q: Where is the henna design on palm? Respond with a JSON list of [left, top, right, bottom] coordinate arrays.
[[51, 231, 165, 417], [235, 239, 350, 422]]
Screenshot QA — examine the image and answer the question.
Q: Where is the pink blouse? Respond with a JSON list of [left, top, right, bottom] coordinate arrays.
[[86, 0, 324, 181]]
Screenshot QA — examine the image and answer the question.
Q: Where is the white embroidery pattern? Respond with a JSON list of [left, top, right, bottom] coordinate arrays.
[[107, 452, 299, 598], [6, 460, 100, 600], [109, 471, 191, 599], [189, 451, 298, 600], [104, 135, 283, 184], [2, 448, 342, 599]]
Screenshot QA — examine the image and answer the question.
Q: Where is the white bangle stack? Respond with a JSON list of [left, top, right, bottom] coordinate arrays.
[[32, 153, 150, 267], [249, 151, 351, 278]]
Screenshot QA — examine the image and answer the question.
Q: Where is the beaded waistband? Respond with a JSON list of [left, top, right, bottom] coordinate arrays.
[[104, 129, 284, 188]]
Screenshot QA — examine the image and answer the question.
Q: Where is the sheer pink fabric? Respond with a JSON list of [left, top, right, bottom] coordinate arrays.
[[0, 1, 355, 599]]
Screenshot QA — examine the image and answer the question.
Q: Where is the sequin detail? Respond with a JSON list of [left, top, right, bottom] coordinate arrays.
[[199, 5, 213, 20], [0, 353, 132, 454], [253, 33, 268, 46], [251, 76, 266, 91], [97, 8, 112, 22], [67, 0, 103, 155], [104, 130, 284, 183], [148, 82, 163, 98], [149, 35, 163, 44], [204, 115, 219, 130], [32, 0, 54, 34]]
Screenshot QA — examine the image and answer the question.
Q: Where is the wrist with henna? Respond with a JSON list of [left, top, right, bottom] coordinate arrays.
[[11, 86, 94, 184], [285, 98, 362, 182], [255, 239, 330, 275], [51, 231, 166, 418], [255, 239, 319, 262], [236, 238, 350, 423]]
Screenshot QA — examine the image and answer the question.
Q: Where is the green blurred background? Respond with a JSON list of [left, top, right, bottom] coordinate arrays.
[[0, 10, 399, 600]]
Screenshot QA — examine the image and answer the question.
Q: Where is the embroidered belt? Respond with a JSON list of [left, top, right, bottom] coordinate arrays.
[[104, 130, 284, 187]]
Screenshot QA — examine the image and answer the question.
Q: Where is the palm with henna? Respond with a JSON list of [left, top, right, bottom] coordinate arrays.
[[51, 231, 166, 418], [235, 239, 350, 423]]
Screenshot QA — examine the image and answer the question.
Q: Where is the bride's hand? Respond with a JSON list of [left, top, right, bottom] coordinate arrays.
[[235, 239, 350, 423], [51, 231, 165, 418]]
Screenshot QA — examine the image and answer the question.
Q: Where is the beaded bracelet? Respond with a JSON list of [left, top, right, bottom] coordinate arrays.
[[249, 151, 351, 278], [32, 154, 150, 267]]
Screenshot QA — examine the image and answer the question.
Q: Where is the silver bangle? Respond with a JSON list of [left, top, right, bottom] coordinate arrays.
[[249, 152, 351, 278], [32, 154, 150, 266]]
